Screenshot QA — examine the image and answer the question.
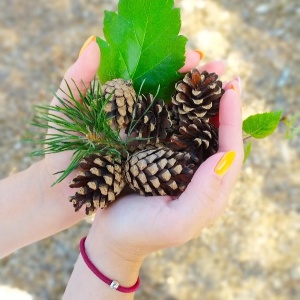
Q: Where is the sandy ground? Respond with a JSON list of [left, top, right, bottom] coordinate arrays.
[[0, 0, 299, 299]]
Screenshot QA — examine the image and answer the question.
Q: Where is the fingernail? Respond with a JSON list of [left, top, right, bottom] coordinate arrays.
[[79, 35, 96, 56], [194, 50, 204, 60], [215, 151, 236, 176], [229, 84, 238, 93], [234, 76, 242, 93]]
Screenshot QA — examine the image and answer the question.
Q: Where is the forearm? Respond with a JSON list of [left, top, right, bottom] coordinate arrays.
[[0, 159, 84, 257], [63, 232, 142, 300]]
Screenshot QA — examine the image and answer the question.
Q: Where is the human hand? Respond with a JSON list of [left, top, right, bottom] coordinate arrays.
[[85, 57, 243, 265]]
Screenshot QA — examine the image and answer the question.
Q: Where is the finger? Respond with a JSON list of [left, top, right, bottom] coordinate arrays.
[[169, 152, 232, 229], [234, 76, 242, 94], [179, 50, 203, 73], [179, 51, 226, 77], [218, 87, 243, 155], [224, 79, 240, 95], [168, 79, 243, 233], [209, 79, 240, 128], [218, 85, 244, 196], [198, 60, 227, 76], [51, 40, 100, 106]]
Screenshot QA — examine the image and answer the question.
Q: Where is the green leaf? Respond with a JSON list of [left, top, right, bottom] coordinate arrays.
[[243, 141, 252, 163], [243, 111, 283, 139], [97, 0, 187, 101]]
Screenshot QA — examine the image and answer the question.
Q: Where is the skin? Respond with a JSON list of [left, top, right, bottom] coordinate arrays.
[[0, 41, 243, 299]]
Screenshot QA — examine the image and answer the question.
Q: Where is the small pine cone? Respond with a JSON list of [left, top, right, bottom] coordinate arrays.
[[168, 119, 218, 163], [124, 147, 195, 196], [69, 153, 125, 215], [172, 69, 224, 122], [102, 79, 136, 128], [125, 94, 172, 151]]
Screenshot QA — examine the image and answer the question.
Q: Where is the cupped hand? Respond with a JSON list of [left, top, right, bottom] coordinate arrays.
[[41, 40, 243, 259], [86, 52, 244, 261]]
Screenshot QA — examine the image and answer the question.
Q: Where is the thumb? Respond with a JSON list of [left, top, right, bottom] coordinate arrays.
[[170, 151, 235, 228], [45, 38, 100, 173], [51, 37, 100, 106]]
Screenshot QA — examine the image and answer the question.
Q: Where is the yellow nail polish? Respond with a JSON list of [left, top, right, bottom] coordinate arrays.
[[215, 151, 236, 176], [195, 50, 204, 60], [79, 35, 96, 56]]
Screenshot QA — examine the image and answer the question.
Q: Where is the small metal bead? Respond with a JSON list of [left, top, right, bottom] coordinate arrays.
[[110, 280, 120, 290]]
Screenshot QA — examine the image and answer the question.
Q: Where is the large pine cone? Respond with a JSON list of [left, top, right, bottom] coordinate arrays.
[[69, 153, 125, 215], [125, 94, 172, 151], [168, 119, 218, 164], [172, 69, 224, 122], [102, 79, 136, 128], [124, 147, 195, 196]]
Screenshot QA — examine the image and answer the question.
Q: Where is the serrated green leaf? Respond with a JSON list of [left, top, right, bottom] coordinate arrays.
[[243, 111, 283, 139], [243, 141, 252, 163], [97, 0, 187, 101]]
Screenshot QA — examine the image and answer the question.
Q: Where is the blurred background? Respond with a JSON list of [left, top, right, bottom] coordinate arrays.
[[0, 0, 299, 299]]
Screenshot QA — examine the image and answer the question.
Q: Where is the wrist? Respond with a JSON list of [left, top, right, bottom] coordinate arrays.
[[84, 231, 143, 289], [40, 157, 72, 201], [39, 157, 86, 217], [64, 234, 142, 300], [29, 159, 85, 239]]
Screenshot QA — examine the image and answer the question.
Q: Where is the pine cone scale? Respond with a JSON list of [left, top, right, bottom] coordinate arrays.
[[87, 180, 98, 190], [90, 167, 103, 177], [158, 169, 171, 181]]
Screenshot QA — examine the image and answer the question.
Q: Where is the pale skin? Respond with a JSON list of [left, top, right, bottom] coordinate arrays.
[[0, 41, 243, 299]]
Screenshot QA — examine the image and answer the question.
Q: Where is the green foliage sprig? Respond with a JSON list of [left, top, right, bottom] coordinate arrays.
[[242, 111, 300, 162], [242, 111, 282, 162]]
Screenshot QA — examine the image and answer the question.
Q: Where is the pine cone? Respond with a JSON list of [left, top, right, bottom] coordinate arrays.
[[69, 153, 125, 215], [172, 69, 224, 122], [124, 147, 195, 196], [102, 79, 136, 128], [168, 119, 218, 163], [125, 94, 172, 151]]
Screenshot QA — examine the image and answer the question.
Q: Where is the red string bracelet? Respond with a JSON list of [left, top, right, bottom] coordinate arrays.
[[79, 237, 140, 293]]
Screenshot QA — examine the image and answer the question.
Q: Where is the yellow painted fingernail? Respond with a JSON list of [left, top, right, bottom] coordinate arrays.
[[79, 35, 96, 56], [215, 151, 236, 176], [195, 50, 204, 60]]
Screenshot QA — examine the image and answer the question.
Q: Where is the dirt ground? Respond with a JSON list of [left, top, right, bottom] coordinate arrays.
[[0, 0, 299, 299]]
